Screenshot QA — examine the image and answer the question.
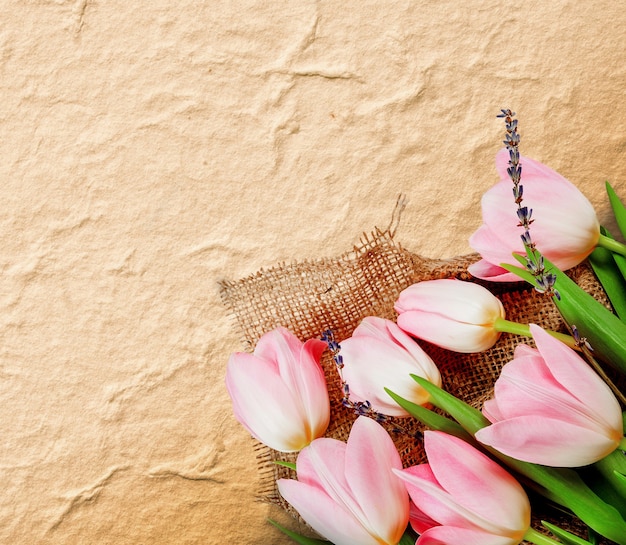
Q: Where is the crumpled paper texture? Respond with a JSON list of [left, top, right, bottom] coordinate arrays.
[[1, 1, 625, 543]]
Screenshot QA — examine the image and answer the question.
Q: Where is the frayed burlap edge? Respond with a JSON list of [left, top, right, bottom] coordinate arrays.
[[219, 228, 611, 541]]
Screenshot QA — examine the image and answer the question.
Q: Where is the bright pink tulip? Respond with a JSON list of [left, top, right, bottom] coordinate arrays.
[[468, 149, 600, 281], [339, 317, 441, 417], [395, 430, 530, 545], [475, 325, 623, 467], [225, 327, 330, 452], [277, 416, 409, 545], [395, 279, 506, 353]]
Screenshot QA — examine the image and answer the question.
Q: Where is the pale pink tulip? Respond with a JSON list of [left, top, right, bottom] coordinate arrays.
[[277, 416, 409, 545], [475, 324, 623, 467], [468, 149, 600, 281], [225, 327, 330, 452], [395, 430, 530, 545], [395, 279, 505, 353], [339, 317, 441, 416]]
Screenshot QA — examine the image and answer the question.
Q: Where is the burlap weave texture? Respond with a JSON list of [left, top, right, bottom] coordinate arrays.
[[220, 228, 610, 538]]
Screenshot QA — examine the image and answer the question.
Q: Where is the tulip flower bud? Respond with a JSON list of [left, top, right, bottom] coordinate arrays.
[[395, 278, 506, 353], [469, 149, 600, 281], [225, 327, 330, 452], [475, 325, 624, 467], [339, 317, 441, 416], [278, 416, 410, 545], [395, 431, 530, 545]]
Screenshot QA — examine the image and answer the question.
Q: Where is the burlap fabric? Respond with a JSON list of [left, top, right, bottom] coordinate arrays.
[[220, 228, 612, 541]]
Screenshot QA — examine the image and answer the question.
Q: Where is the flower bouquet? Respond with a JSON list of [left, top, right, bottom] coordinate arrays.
[[221, 110, 626, 545]]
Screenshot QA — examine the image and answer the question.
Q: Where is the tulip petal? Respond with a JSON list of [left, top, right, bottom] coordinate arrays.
[[380, 318, 440, 365], [489, 334, 622, 438], [488, 352, 572, 419], [397, 311, 500, 353], [295, 437, 349, 496], [396, 433, 529, 537], [351, 316, 397, 343], [424, 432, 530, 533], [252, 328, 330, 443], [340, 331, 439, 415], [408, 498, 440, 535], [281, 418, 409, 545], [512, 343, 536, 358], [468, 225, 527, 281], [467, 258, 522, 282], [225, 353, 311, 451], [529, 324, 623, 433], [258, 329, 328, 417], [277, 479, 382, 545], [481, 175, 597, 248], [396, 432, 530, 544], [255, 326, 303, 365], [475, 415, 620, 467], [297, 338, 332, 435], [255, 328, 326, 398], [481, 398, 504, 423], [397, 464, 474, 531], [478, 326, 623, 467], [471, 149, 600, 278], [395, 280, 505, 350], [344, 417, 409, 542], [419, 525, 521, 545], [478, 177, 599, 271], [396, 280, 504, 325], [484, 356, 616, 441]]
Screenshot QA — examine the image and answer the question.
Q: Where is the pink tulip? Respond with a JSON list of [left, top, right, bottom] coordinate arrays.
[[395, 430, 530, 545], [475, 324, 623, 467], [395, 279, 506, 353], [277, 416, 410, 545], [339, 317, 441, 417], [225, 327, 330, 452], [468, 149, 600, 281]]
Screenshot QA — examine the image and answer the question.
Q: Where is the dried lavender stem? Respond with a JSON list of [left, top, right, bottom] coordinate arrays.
[[497, 109, 559, 299]]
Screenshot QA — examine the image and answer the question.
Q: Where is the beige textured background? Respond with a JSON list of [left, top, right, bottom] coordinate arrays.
[[2, 1, 626, 543]]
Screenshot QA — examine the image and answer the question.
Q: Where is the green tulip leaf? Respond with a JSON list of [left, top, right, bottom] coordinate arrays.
[[541, 521, 595, 545], [600, 225, 626, 282], [612, 471, 626, 506], [384, 387, 472, 442], [606, 182, 626, 240], [274, 460, 297, 471], [398, 528, 418, 545], [268, 519, 331, 545], [589, 239, 626, 321], [610, 470, 626, 501], [410, 375, 490, 434], [578, 465, 626, 520], [593, 448, 626, 502], [614, 252, 626, 284], [499, 260, 537, 285]]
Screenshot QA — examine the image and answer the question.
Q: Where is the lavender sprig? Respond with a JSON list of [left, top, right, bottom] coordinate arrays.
[[498, 109, 560, 299]]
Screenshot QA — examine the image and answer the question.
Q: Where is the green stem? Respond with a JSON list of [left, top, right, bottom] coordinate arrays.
[[493, 318, 579, 350], [620, 437, 626, 452], [523, 527, 566, 545], [598, 233, 626, 257]]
